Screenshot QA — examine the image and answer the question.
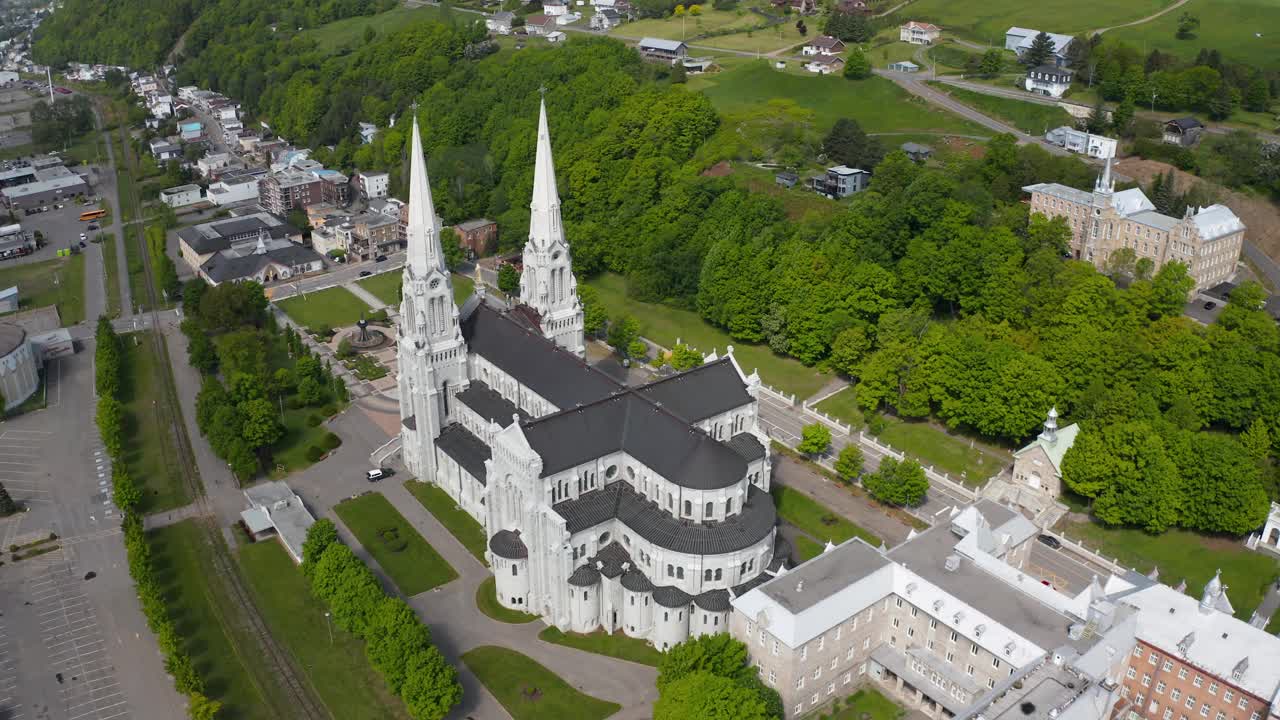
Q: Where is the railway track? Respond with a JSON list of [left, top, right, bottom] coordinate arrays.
[[112, 120, 328, 720]]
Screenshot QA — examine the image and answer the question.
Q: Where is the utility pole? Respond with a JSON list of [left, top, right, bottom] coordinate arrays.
[[46, 66, 53, 104], [1151, 91, 1158, 113]]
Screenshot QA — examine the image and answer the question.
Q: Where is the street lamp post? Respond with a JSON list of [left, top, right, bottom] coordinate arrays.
[[324, 612, 333, 645], [1151, 91, 1158, 114]]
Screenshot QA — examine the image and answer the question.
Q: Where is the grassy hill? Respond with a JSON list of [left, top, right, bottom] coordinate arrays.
[[1105, 0, 1280, 72], [897, 0, 1174, 45], [301, 5, 449, 52]]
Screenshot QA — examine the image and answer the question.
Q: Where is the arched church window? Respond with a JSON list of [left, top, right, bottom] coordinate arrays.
[[705, 502, 713, 518], [605, 465, 618, 479], [627, 466, 636, 480], [683, 500, 692, 516], [512, 565, 518, 577], [599, 531, 611, 545], [676, 567, 684, 580]]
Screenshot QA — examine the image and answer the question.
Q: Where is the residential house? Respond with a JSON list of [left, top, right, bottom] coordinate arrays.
[[1004, 27, 1074, 66], [810, 165, 867, 197], [525, 14, 558, 35], [1044, 126, 1116, 158], [196, 152, 235, 178], [638, 37, 688, 63], [357, 170, 389, 199], [1024, 157, 1245, 292], [359, 122, 377, 144], [1163, 117, 1204, 146], [1024, 64, 1073, 98], [802, 36, 845, 56], [148, 138, 181, 161], [159, 184, 203, 209], [351, 212, 401, 258], [487, 11, 515, 34], [179, 121, 203, 142], [900, 142, 932, 162], [887, 60, 919, 73], [205, 170, 263, 206], [803, 55, 845, 75], [775, 172, 798, 188], [835, 0, 867, 13], [770, 0, 817, 14], [454, 218, 498, 257], [545, 30, 568, 42], [898, 21, 940, 45], [543, 0, 568, 16], [590, 8, 623, 30]]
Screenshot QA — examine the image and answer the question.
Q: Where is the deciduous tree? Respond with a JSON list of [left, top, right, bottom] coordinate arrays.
[[797, 423, 831, 456]]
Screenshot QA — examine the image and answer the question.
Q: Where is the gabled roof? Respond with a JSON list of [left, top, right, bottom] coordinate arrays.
[[901, 21, 939, 31], [632, 357, 752, 422], [638, 37, 687, 52], [456, 380, 529, 426], [436, 423, 491, 482], [808, 35, 843, 48], [1013, 423, 1079, 474], [1007, 27, 1073, 53], [1165, 117, 1204, 131]]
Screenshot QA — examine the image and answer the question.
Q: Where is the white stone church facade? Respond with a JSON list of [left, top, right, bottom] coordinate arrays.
[[396, 101, 784, 649]]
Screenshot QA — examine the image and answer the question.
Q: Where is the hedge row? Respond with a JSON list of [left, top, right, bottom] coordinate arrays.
[[93, 317, 221, 720], [300, 520, 463, 720]]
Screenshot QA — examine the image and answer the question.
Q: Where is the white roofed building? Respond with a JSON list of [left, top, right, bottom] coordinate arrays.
[[1005, 27, 1075, 66]]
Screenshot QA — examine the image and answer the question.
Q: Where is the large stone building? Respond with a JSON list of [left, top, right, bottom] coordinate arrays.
[[731, 501, 1280, 720], [397, 101, 783, 648], [1024, 159, 1246, 292]]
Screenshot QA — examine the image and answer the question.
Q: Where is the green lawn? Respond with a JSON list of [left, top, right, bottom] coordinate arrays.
[[585, 272, 829, 398], [357, 270, 475, 307], [729, 164, 846, 222], [814, 387, 866, 430], [697, 61, 988, 134], [900, 0, 1174, 44], [477, 577, 539, 623], [270, 407, 340, 475], [794, 533, 825, 562], [538, 627, 663, 667], [302, 5, 447, 51], [623, 8, 762, 39], [1108, 0, 1280, 73], [1268, 605, 1280, 634], [877, 417, 1010, 487], [828, 688, 904, 720], [334, 492, 458, 596], [121, 332, 191, 512], [406, 480, 488, 565], [0, 254, 85, 324], [100, 233, 122, 317], [277, 285, 371, 332], [238, 540, 409, 720], [770, 485, 881, 546], [150, 521, 291, 720], [932, 83, 1076, 135], [462, 646, 622, 720], [1060, 521, 1280, 619]]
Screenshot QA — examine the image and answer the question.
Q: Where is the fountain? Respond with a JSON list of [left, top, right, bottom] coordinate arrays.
[[345, 312, 388, 350]]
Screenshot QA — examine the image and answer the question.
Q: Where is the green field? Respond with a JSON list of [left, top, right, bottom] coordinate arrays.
[[357, 270, 475, 307], [271, 406, 341, 474], [302, 5, 447, 51], [538, 627, 662, 667], [407, 480, 489, 564], [334, 492, 458, 596], [794, 533, 825, 562], [477, 577, 539, 623], [878, 417, 1011, 486], [933, 83, 1076, 135], [462, 646, 622, 720], [814, 387, 867, 430], [277, 285, 371, 331], [623, 8, 762, 39], [1108, 0, 1280, 73], [239, 540, 409, 719], [121, 332, 191, 512], [698, 61, 987, 134], [770, 485, 881, 546], [899, 0, 1174, 44], [0, 254, 85, 324], [585, 272, 829, 398], [1060, 520, 1280, 619], [151, 521, 289, 720], [830, 688, 904, 720]]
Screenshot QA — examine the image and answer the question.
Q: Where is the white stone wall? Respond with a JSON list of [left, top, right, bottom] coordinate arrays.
[[653, 603, 692, 650], [493, 556, 530, 608], [470, 353, 558, 418]]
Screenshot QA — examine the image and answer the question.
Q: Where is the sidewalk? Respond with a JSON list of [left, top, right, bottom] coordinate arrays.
[[771, 456, 914, 546], [344, 281, 387, 311]]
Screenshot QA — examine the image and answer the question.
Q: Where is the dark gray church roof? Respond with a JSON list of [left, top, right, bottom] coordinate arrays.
[[621, 568, 655, 592], [726, 433, 766, 462], [456, 380, 529, 426], [435, 423, 490, 483], [523, 392, 747, 490], [633, 358, 753, 422], [489, 529, 528, 560], [589, 541, 631, 579], [693, 589, 732, 612], [552, 482, 776, 555], [568, 564, 601, 586], [462, 303, 621, 409], [652, 585, 692, 608]]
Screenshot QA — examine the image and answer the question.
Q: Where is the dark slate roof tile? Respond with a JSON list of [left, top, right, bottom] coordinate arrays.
[[693, 589, 732, 612], [489, 529, 528, 559], [726, 432, 766, 462], [435, 423, 490, 484], [552, 482, 776, 555], [621, 568, 655, 592], [634, 357, 753, 422], [456, 380, 529, 426], [589, 541, 632, 579], [568, 564, 601, 586], [652, 585, 692, 607]]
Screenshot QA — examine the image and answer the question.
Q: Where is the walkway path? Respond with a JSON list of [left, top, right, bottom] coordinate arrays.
[[345, 281, 388, 311], [141, 501, 208, 530], [95, 103, 133, 318], [773, 456, 914, 546]]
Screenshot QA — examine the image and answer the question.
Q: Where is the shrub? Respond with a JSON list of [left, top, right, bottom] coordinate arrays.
[[306, 413, 322, 427], [321, 402, 338, 417], [305, 446, 325, 462], [322, 432, 342, 451]]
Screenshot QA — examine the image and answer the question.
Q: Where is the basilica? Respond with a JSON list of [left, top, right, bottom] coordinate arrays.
[[396, 100, 784, 649]]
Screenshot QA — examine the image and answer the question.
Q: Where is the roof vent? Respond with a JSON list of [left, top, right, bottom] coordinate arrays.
[[953, 611, 965, 624], [933, 599, 944, 612], [796, 580, 804, 593], [905, 582, 917, 595], [1004, 641, 1016, 655], [975, 624, 987, 638], [944, 555, 961, 572]]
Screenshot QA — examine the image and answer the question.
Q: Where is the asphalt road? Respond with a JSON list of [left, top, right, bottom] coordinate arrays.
[[0, 349, 187, 720], [264, 250, 406, 302]]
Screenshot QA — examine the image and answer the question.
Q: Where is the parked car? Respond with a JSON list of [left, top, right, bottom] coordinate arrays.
[[79, 232, 86, 240], [1203, 301, 1216, 310], [366, 468, 393, 482], [359, 270, 372, 277], [375, 255, 387, 262], [54, 87, 71, 94], [79, 241, 85, 248], [87, 223, 98, 231], [1036, 534, 1062, 550]]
